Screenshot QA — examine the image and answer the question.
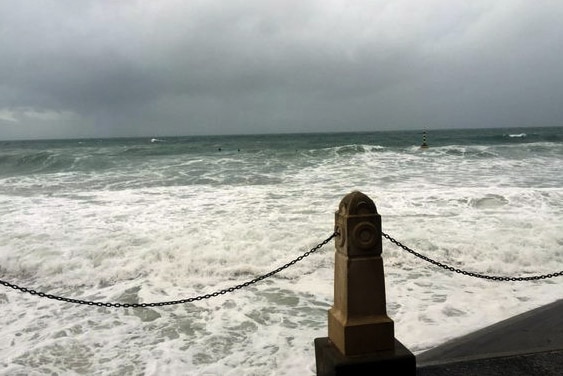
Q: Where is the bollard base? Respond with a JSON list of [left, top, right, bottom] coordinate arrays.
[[314, 337, 415, 376]]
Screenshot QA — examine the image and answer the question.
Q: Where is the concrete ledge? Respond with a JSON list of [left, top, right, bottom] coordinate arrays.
[[417, 350, 563, 376], [416, 299, 563, 375]]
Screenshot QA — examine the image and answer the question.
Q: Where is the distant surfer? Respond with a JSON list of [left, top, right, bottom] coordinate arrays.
[[420, 131, 429, 149]]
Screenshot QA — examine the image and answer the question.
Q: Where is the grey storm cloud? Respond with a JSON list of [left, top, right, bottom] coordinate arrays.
[[1, 0, 562, 139]]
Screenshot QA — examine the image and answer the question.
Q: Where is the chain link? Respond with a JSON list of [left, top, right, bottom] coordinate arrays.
[[0, 233, 337, 308], [382, 232, 563, 281]]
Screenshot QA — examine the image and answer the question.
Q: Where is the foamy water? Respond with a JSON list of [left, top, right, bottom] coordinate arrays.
[[1, 128, 562, 375]]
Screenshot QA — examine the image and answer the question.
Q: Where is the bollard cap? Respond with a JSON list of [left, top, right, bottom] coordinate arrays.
[[338, 191, 378, 216], [335, 191, 382, 257]]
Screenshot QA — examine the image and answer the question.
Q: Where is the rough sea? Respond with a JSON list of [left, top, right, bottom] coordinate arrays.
[[1, 127, 562, 375]]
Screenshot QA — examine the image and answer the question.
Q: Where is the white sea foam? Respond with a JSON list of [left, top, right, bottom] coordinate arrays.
[[1, 135, 562, 375]]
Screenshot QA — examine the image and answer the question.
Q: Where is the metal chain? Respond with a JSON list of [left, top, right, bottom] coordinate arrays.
[[7, 230, 558, 307], [0, 233, 337, 308], [382, 232, 563, 281]]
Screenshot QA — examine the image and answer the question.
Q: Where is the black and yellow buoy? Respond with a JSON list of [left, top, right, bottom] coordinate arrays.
[[420, 131, 429, 149]]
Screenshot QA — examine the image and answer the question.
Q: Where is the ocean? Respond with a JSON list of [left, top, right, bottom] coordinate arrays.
[[1, 126, 562, 375]]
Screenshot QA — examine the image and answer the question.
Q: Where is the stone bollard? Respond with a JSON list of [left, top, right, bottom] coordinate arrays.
[[315, 191, 415, 375]]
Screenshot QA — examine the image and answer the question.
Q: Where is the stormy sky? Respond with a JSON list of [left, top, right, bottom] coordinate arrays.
[[1, 0, 562, 140]]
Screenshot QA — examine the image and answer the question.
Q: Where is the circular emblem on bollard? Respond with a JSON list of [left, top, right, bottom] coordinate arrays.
[[352, 222, 379, 251], [334, 225, 346, 247]]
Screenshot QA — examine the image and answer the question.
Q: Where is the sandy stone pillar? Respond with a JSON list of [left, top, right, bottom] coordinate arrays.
[[328, 191, 394, 355], [315, 191, 415, 375]]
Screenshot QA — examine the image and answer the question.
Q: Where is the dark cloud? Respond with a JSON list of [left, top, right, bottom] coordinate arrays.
[[1, 0, 562, 139]]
